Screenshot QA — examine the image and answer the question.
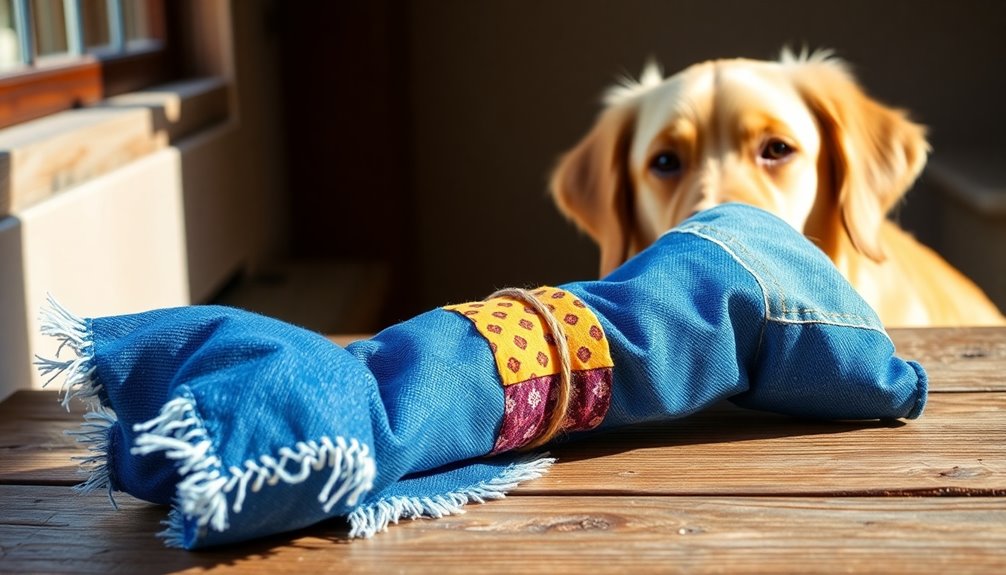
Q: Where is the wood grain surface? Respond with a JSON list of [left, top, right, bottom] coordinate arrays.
[[4, 392, 1003, 495], [2, 487, 1004, 574], [889, 327, 1006, 392], [2, 327, 1005, 573]]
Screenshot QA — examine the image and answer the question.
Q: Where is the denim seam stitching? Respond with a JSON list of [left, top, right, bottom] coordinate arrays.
[[672, 223, 885, 332], [675, 223, 792, 316], [669, 227, 769, 361]]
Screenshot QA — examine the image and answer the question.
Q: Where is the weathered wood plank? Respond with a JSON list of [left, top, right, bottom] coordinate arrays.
[[1, 486, 1004, 574], [889, 327, 1006, 391], [0, 107, 164, 215], [0, 391, 83, 485], [2, 326, 1004, 573], [535, 392, 1005, 495], [0, 387, 85, 420], [0, 77, 231, 216], [3, 391, 1003, 497]]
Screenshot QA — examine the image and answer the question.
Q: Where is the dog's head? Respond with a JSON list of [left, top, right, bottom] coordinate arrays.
[[551, 50, 930, 276]]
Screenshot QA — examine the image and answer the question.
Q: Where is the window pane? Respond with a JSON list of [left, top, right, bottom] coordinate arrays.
[[81, 0, 110, 48], [122, 0, 148, 40], [0, 0, 21, 70], [31, 0, 68, 57]]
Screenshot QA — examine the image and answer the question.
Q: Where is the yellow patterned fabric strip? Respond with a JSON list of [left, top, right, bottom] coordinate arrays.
[[444, 286, 614, 386]]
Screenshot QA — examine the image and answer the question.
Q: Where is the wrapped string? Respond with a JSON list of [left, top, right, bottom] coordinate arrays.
[[486, 288, 573, 450]]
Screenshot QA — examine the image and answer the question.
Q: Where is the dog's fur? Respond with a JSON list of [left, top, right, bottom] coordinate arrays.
[[551, 50, 1004, 327]]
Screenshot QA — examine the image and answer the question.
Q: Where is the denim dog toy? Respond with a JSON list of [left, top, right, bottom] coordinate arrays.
[[38, 203, 927, 549]]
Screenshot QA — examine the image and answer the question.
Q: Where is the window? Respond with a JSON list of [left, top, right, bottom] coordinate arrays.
[[0, 0, 171, 129]]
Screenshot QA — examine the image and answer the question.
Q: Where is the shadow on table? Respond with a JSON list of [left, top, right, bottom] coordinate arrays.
[[86, 499, 357, 573], [547, 400, 907, 463], [24, 402, 910, 571]]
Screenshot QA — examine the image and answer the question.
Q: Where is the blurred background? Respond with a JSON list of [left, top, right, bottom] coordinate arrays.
[[2, 0, 1004, 397]]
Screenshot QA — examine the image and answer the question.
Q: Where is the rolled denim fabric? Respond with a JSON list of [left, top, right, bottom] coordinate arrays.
[[37, 203, 926, 549]]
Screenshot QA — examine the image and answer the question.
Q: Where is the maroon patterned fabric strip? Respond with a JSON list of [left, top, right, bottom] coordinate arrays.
[[492, 366, 613, 453]]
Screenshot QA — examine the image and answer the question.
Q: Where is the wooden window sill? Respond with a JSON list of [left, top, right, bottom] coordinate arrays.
[[0, 42, 172, 129], [0, 76, 229, 217]]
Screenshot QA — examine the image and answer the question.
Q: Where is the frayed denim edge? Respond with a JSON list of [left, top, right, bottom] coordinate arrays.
[[131, 391, 377, 548], [35, 294, 103, 409], [35, 296, 119, 508], [346, 453, 555, 538]]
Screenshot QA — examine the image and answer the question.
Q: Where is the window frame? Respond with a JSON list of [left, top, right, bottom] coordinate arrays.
[[0, 0, 174, 129]]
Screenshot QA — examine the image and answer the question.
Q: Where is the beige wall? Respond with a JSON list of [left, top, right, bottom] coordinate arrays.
[[17, 149, 192, 389]]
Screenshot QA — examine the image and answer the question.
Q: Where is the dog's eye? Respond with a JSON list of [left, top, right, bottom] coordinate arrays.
[[760, 139, 795, 162], [650, 152, 682, 176]]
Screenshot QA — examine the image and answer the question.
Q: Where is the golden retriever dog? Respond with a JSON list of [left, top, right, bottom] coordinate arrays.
[[550, 49, 1004, 327]]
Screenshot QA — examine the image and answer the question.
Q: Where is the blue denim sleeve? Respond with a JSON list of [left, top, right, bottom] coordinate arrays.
[[36, 203, 925, 550], [566, 203, 926, 428]]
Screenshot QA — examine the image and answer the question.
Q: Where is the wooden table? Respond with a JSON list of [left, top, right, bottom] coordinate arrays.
[[2, 329, 1004, 573]]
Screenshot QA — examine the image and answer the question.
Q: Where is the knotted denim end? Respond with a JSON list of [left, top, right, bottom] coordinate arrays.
[[906, 360, 929, 420]]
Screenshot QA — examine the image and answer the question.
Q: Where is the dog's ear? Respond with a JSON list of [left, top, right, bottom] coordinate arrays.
[[786, 54, 929, 262], [550, 102, 637, 276]]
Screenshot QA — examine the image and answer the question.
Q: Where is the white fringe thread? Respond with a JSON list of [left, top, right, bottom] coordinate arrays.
[[34, 294, 101, 410], [347, 453, 555, 538], [130, 394, 377, 543], [66, 406, 120, 506], [35, 295, 118, 505]]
